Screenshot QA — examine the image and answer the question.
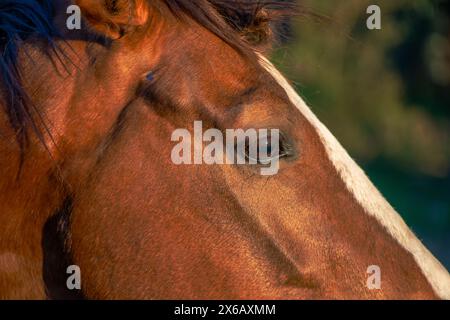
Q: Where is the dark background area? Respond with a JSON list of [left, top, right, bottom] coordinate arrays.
[[272, 0, 450, 268]]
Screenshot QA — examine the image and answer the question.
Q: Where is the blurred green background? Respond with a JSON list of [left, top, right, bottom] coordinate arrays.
[[271, 0, 450, 268]]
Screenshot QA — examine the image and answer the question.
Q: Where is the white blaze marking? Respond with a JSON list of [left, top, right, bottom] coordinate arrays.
[[259, 56, 450, 299]]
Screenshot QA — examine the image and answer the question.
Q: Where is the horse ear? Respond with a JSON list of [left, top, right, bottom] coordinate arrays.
[[76, 0, 149, 39]]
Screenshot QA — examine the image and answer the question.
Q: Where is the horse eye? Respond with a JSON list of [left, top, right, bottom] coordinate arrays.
[[257, 138, 274, 164], [244, 131, 292, 165]]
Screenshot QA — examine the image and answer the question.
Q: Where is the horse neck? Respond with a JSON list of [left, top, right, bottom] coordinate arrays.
[[0, 111, 65, 298]]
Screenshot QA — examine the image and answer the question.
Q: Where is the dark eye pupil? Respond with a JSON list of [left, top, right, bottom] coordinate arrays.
[[242, 132, 291, 164], [263, 142, 272, 155]]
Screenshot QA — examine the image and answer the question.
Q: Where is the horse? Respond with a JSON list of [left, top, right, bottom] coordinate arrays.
[[0, 0, 449, 300]]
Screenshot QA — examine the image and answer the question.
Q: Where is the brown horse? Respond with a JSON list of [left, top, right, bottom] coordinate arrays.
[[0, 0, 449, 299]]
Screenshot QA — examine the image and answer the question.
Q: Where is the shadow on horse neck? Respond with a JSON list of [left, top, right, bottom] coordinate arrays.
[[0, 0, 448, 299]]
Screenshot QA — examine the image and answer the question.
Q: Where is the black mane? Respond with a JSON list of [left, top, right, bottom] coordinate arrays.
[[0, 0, 295, 152], [0, 0, 58, 151]]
